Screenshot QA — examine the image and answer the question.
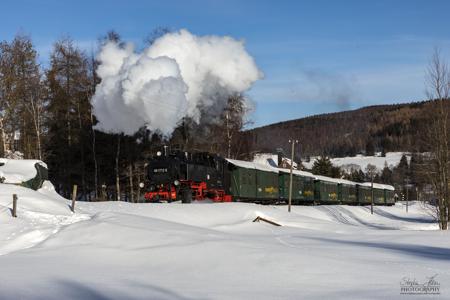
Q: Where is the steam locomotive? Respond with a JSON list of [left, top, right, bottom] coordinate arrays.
[[144, 150, 232, 203]]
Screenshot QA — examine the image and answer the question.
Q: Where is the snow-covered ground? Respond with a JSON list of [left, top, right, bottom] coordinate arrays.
[[302, 152, 411, 172], [0, 181, 448, 299]]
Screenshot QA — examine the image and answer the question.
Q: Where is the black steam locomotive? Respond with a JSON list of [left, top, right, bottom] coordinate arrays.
[[145, 150, 232, 203]]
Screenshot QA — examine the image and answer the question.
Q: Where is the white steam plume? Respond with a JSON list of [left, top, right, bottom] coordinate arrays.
[[91, 29, 262, 136]]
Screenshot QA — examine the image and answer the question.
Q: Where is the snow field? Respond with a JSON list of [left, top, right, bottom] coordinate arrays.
[[302, 152, 411, 172], [0, 182, 448, 299]]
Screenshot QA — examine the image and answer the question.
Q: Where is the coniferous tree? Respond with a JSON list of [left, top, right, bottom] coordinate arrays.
[[392, 154, 409, 184], [312, 156, 341, 178], [380, 162, 393, 184], [45, 37, 92, 198]]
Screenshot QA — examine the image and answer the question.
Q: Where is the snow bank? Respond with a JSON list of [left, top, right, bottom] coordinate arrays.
[[0, 158, 47, 184], [0, 183, 72, 217], [0, 183, 89, 256]]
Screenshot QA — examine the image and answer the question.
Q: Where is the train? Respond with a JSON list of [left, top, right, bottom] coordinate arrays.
[[144, 150, 395, 205]]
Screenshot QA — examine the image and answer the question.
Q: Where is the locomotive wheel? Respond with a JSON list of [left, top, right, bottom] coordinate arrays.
[[181, 189, 192, 204]]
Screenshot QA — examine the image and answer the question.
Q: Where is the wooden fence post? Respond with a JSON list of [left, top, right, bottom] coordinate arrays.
[[71, 185, 78, 212], [12, 194, 17, 218]]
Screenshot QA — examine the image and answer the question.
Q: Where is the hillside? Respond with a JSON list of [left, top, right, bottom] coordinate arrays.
[[246, 100, 446, 158]]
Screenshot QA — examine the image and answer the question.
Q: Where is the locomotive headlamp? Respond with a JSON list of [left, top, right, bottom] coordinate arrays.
[[174, 180, 180, 186], [139, 182, 145, 189], [157, 151, 162, 157]]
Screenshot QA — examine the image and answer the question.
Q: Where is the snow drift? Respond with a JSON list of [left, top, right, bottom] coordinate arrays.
[[0, 158, 47, 184], [91, 29, 263, 136]]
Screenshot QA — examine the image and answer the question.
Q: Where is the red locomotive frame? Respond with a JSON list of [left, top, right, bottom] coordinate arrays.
[[145, 180, 232, 202]]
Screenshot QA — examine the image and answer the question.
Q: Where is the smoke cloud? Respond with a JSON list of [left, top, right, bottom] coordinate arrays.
[[91, 29, 262, 136], [300, 70, 359, 110]]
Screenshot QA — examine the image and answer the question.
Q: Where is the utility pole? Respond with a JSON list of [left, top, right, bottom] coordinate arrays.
[[406, 186, 409, 213], [416, 186, 419, 202], [371, 174, 374, 215], [404, 177, 410, 213], [288, 139, 298, 213], [365, 164, 376, 215]]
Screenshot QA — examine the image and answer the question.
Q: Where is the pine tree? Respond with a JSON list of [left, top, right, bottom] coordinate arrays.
[[45, 37, 92, 198], [380, 162, 393, 184], [312, 156, 341, 178]]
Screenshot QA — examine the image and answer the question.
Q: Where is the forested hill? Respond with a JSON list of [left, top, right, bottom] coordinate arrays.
[[246, 100, 447, 158]]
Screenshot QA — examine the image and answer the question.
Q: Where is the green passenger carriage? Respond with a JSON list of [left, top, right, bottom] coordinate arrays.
[[278, 169, 315, 204], [227, 159, 279, 203], [197, 157, 396, 206], [314, 175, 340, 203], [338, 179, 358, 204]]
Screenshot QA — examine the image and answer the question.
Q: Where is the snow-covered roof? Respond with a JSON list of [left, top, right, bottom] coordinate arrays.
[[311, 176, 357, 186], [361, 182, 395, 191], [335, 178, 357, 186], [226, 159, 279, 173], [0, 159, 47, 184], [228, 158, 394, 189], [277, 168, 316, 179], [313, 175, 343, 185]]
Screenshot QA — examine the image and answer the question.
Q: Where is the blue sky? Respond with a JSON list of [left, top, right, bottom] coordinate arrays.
[[2, 0, 449, 127]]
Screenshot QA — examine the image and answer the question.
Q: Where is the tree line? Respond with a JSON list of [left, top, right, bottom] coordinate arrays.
[[0, 31, 250, 201]]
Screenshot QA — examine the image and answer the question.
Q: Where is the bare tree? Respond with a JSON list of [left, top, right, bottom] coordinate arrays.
[[88, 51, 99, 199], [424, 48, 450, 230], [223, 94, 252, 158], [0, 34, 43, 158], [143, 27, 171, 46], [115, 134, 121, 201], [0, 114, 6, 155], [24, 76, 45, 160]]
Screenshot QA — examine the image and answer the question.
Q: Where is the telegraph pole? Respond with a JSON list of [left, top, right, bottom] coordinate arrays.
[[366, 164, 376, 215], [405, 177, 410, 213], [288, 139, 298, 213], [371, 174, 374, 215]]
